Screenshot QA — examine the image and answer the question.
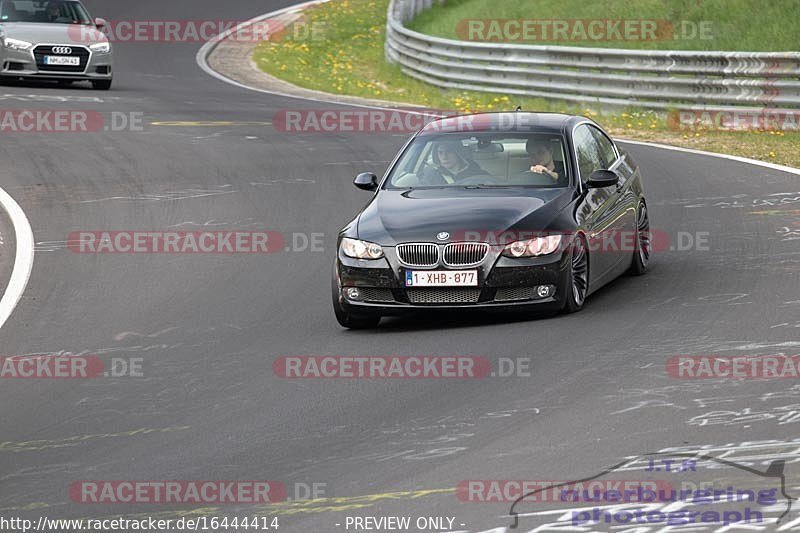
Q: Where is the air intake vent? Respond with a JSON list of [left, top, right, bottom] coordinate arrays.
[[495, 287, 538, 301], [443, 242, 488, 266], [407, 288, 481, 304], [360, 288, 395, 303], [397, 243, 438, 267]]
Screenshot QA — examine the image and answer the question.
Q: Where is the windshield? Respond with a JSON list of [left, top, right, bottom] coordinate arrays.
[[0, 0, 92, 24], [386, 133, 570, 189]]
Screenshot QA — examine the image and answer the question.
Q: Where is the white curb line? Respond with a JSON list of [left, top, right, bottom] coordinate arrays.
[[0, 185, 34, 331]]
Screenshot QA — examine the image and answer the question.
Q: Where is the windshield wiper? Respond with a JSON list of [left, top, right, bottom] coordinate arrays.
[[463, 184, 513, 189]]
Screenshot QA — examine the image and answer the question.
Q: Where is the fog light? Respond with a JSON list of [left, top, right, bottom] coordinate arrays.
[[346, 287, 361, 300], [536, 285, 552, 298]]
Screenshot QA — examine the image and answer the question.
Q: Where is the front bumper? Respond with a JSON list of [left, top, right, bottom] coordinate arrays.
[[1, 44, 113, 80], [335, 244, 571, 316]]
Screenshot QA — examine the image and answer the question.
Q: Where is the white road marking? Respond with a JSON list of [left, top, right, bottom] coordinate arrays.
[[0, 185, 34, 331], [617, 138, 800, 177]]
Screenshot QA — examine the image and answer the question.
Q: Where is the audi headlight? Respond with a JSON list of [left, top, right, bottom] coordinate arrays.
[[502, 235, 562, 257], [341, 238, 384, 259], [89, 42, 110, 53], [4, 38, 32, 51]]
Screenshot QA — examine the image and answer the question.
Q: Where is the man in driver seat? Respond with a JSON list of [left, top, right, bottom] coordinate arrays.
[[45, 1, 64, 21], [420, 140, 488, 185]]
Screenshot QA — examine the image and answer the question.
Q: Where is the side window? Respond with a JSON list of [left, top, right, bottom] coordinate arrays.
[[573, 125, 603, 183], [589, 126, 618, 169]]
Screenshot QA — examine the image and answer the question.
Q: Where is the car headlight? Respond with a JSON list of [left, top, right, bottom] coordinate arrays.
[[89, 42, 111, 53], [4, 38, 32, 51], [502, 235, 562, 257], [341, 238, 384, 259]]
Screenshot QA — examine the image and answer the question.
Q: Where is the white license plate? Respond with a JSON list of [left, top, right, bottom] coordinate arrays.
[[405, 270, 478, 287], [44, 56, 80, 66]]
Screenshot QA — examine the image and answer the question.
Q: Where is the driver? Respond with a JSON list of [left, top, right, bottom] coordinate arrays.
[[45, 1, 63, 21], [420, 140, 488, 185]]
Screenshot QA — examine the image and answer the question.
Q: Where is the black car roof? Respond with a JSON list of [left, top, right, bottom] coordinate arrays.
[[418, 112, 586, 136]]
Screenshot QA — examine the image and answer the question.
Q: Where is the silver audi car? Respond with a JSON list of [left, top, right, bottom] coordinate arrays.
[[0, 0, 112, 89]]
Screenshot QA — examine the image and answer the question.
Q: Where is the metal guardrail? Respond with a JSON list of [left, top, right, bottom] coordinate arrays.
[[385, 0, 800, 110]]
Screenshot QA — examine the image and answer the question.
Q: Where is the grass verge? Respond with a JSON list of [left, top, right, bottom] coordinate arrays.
[[408, 0, 799, 52], [254, 0, 800, 168]]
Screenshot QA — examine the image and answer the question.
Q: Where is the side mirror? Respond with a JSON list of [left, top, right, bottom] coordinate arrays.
[[95, 17, 108, 32], [586, 169, 619, 189], [354, 172, 379, 191]]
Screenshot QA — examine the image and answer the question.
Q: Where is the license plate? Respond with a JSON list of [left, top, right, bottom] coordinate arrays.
[[405, 270, 478, 287], [44, 56, 80, 66]]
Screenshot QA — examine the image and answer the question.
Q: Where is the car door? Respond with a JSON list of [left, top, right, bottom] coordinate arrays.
[[572, 123, 626, 287], [588, 125, 637, 277]]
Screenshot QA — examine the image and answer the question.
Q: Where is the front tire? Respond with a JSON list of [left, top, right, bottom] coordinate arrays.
[[562, 234, 589, 314], [331, 276, 381, 329], [92, 79, 112, 90], [628, 202, 650, 275]]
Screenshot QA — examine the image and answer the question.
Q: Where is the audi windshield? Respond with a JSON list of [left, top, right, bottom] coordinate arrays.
[[0, 0, 93, 24]]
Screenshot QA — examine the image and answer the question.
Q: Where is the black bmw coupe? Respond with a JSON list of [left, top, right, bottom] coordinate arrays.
[[333, 112, 650, 328]]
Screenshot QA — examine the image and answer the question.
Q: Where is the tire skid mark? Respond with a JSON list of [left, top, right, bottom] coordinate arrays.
[[0, 425, 191, 453]]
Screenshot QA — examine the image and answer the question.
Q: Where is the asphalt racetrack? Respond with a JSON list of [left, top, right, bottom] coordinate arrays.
[[1, 1, 799, 532]]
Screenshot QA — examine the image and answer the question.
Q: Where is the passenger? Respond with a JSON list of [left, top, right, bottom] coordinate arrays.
[[421, 140, 488, 185]]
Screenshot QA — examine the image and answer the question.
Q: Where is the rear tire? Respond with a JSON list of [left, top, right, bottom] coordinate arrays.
[[562, 235, 589, 314], [92, 79, 112, 90], [331, 276, 381, 329], [628, 202, 650, 275]]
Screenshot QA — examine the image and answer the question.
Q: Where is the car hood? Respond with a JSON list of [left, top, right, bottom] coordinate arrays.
[[0, 23, 102, 44], [357, 187, 573, 245]]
